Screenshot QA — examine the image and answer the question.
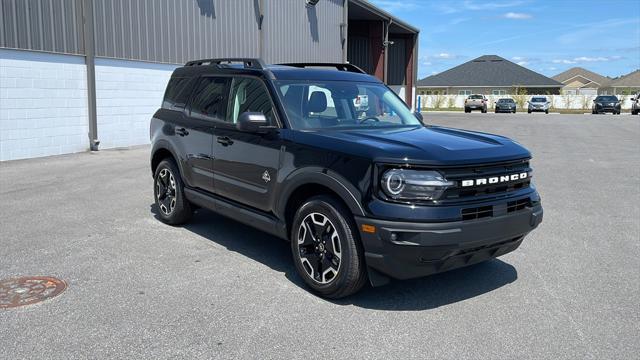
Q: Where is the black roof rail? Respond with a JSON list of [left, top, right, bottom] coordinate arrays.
[[278, 63, 366, 74], [184, 58, 267, 70]]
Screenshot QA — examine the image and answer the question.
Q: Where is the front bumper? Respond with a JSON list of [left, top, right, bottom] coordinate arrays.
[[355, 204, 543, 280], [528, 107, 547, 112]]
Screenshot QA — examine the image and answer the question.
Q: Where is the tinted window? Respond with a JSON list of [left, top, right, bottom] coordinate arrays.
[[498, 99, 514, 103], [227, 77, 276, 125], [190, 77, 230, 121], [163, 77, 195, 109], [531, 97, 547, 102], [469, 95, 484, 99], [596, 96, 618, 102]]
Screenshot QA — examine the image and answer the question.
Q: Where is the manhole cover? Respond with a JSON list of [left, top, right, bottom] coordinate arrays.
[[0, 276, 67, 309]]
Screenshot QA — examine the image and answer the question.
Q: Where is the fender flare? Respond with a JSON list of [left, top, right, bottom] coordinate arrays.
[[150, 140, 184, 177], [275, 167, 366, 219]]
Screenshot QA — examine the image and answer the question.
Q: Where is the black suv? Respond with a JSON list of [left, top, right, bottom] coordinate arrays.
[[150, 58, 543, 298]]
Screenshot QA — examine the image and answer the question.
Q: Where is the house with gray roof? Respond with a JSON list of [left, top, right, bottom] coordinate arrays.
[[600, 70, 640, 95], [552, 67, 611, 95], [417, 55, 563, 96]]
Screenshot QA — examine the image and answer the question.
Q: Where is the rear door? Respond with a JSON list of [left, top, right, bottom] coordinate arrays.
[[211, 76, 282, 212], [176, 76, 230, 193]]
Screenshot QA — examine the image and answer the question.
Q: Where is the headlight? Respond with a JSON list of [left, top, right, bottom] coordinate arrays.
[[380, 169, 454, 201]]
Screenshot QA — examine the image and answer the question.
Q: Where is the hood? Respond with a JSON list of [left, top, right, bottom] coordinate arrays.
[[290, 126, 531, 166]]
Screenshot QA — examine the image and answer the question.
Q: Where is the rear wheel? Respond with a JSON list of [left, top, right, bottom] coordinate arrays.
[[290, 195, 367, 299], [153, 159, 192, 225]]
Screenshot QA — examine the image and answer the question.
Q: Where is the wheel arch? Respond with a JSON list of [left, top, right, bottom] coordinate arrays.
[[151, 140, 182, 176], [277, 170, 366, 237]]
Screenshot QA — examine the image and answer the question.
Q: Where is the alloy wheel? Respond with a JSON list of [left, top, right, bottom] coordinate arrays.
[[156, 168, 177, 215], [297, 212, 342, 284]]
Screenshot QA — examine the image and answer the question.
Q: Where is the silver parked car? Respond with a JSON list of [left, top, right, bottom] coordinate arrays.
[[527, 97, 550, 114]]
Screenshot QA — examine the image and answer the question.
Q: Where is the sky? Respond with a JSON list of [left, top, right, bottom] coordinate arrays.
[[369, 0, 640, 80]]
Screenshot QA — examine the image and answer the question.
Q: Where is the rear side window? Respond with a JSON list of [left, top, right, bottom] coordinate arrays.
[[190, 77, 230, 121], [163, 77, 194, 109], [227, 77, 276, 125]]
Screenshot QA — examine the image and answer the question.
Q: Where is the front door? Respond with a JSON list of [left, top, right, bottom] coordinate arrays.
[[212, 76, 282, 213]]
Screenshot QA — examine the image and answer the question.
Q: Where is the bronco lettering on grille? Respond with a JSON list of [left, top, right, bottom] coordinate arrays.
[[461, 172, 528, 187]]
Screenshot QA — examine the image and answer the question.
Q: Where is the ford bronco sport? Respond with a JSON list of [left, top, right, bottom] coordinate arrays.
[[150, 58, 543, 298]]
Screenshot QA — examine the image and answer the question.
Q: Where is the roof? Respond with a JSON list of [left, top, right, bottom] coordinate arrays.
[[417, 55, 563, 87], [551, 67, 611, 87], [349, 0, 419, 34], [608, 70, 640, 87], [173, 62, 382, 83]]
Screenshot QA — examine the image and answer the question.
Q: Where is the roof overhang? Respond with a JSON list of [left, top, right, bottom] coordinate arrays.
[[348, 0, 419, 34]]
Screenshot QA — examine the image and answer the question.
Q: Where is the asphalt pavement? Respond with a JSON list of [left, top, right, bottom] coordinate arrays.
[[1, 112, 638, 359]]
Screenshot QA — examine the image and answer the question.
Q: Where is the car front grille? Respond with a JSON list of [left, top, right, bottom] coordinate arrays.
[[441, 160, 532, 201]]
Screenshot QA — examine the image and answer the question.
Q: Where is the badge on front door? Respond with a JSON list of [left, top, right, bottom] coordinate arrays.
[[262, 170, 271, 183]]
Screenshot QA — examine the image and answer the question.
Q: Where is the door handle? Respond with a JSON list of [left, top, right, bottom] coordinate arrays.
[[175, 127, 189, 136], [217, 136, 234, 146]]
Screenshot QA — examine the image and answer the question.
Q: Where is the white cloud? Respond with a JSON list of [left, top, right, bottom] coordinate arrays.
[[512, 56, 525, 61], [517, 61, 529, 66], [503, 12, 532, 19], [553, 56, 623, 64]]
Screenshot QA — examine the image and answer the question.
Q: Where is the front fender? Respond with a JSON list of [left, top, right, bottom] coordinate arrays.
[[275, 167, 366, 220]]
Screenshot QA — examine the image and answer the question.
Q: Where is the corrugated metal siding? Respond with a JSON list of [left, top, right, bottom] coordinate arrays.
[[93, 0, 260, 64], [388, 37, 406, 85], [2, 0, 344, 64], [0, 0, 84, 54], [262, 0, 342, 64], [347, 35, 371, 74]]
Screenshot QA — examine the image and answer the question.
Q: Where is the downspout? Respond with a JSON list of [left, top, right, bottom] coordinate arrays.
[[341, 0, 348, 63], [382, 19, 391, 84], [258, 0, 264, 58], [82, 0, 99, 151]]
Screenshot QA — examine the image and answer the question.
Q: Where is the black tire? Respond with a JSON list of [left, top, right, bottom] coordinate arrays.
[[633, 110, 638, 115], [494, 109, 498, 113], [290, 195, 367, 299], [513, 110, 516, 114], [464, 107, 470, 113], [528, 110, 531, 114], [153, 158, 193, 225], [481, 108, 487, 113], [545, 110, 549, 114]]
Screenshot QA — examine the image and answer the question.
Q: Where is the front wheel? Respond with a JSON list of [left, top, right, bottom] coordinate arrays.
[[291, 196, 367, 299], [545, 110, 549, 114], [153, 159, 193, 225]]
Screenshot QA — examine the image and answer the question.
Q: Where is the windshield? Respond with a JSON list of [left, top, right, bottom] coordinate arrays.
[[274, 80, 421, 130], [498, 99, 514, 103], [531, 97, 547, 102], [596, 96, 618, 102]]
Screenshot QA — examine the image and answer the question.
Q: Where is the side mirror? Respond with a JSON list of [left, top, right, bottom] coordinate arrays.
[[236, 112, 270, 133], [631, 98, 636, 101], [414, 111, 423, 122]]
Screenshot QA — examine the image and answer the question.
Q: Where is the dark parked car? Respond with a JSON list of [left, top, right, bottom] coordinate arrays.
[[150, 58, 543, 298], [495, 98, 516, 113], [592, 95, 621, 114]]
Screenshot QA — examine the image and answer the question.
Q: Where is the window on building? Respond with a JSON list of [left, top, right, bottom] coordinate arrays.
[[492, 90, 506, 95], [190, 77, 230, 121], [458, 90, 472, 95], [227, 77, 277, 125]]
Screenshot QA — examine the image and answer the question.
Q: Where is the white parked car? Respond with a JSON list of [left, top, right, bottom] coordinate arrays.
[[527, 97, 550, 114]]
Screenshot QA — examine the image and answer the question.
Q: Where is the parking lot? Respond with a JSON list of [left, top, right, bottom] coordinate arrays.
[[1, 113, 638, 359]]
